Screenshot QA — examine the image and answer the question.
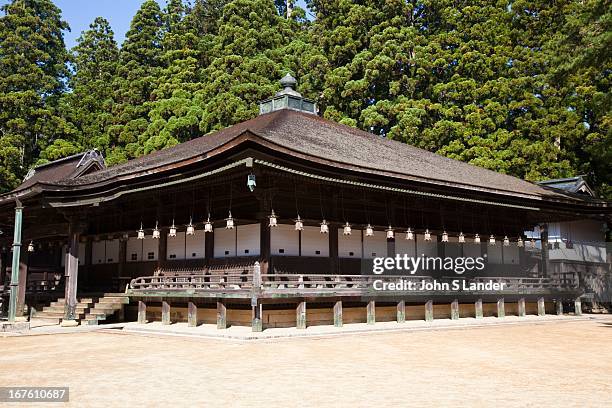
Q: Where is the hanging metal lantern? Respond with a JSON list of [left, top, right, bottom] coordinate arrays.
[[294, 215, 304, 231], [27, 241, 35, 252], [474, 233, 481, 244], [137, 223, 145, 240], [405, 227, 414, 241], [186, 217, 195, 235], [343, 222, 352, 236], [204, 215, 213, 233], [458, 232, 465, 243], [268, 210, 278, 227], [386, 226, 394, 239], [489, 235, 496, 245], [424, 229, 432, 242], [530, 238, 536, 248], [517, 236, 524, 247], [365, 224, 374, 237], [169, 220, 177, 237], [152, 222, 160, 239], [320, 219, 329, 234], [503, 235, 510, 246], [441, 231, 449, 243], [225, 211, 234, 229]]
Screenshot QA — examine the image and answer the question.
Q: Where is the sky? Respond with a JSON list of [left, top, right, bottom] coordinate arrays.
[[0, 0, 309, 49]]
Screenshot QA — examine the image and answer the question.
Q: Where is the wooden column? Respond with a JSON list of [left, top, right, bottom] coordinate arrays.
[[555, 300, 563, 316], [0, 250, 7, 286], [574, 298, 582, 316], [497, 298, 505, 318], [333, 300, 343, 327], [217, 301, 227, 329], [296, 301, 306, 329], [451, 299, 459, 320], [537, 297, 546, 316], [188, 302, 197, 327], [540, 224, 549, 278], [16, 248, 28, 316], [329, 224, 339, 274], [518, 298, 526, 317], [367, 300, 375, 324], [260, 219, 270, 275], [117, 237, 127, 292], [475, 299, 483, 319], [137, 301, 147, 324], [397, 300, 405, 323], [62, 218, 82, 326], [162, 301, 171, 325], [158, 229, 168, 269], [425, 300, 433, 322]]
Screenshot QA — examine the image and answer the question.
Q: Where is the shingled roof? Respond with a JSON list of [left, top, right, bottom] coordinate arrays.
[[45, 109, 558, 200]]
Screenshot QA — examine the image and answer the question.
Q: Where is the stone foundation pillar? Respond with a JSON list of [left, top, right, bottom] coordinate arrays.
[[497, 298, 505, 318], [574, 298, 582, 316], [475, 299, 483, 319], [555, 300, 563, 316], [537, 297, 545, 316], [296, 301, 306, 329], [397, 300, 405, 323], [425, 300, 433, 322], [367, 300, 375, 325], [188, 302, 197, 327], [217, 301, 227, 329], [161, 301, 171, 325], [334, 300, 343, 327], [137, 301, 147, 324], [451, 299, 459, 320], [518, 298, 526, 317]]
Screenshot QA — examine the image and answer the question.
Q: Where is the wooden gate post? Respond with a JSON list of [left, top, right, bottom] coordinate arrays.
[[161, 301, 171, 325], [451, 299, 459, 320], [475, 299, 483, 319], [518, 298, 526, 317], [137, 301, 147, 324], [217, 301, 227, 329], [296, 301, 306, 329], [188, 302, 197, 327], [425, 300, 433, 322], [397, 300, 405, 323], [367, 300, 375, 324], [334, 300, 343, 327], [497, 298, 505, 318]]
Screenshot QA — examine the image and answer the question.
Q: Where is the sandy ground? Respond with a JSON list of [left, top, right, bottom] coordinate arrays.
[[1, 318, 611, 407]]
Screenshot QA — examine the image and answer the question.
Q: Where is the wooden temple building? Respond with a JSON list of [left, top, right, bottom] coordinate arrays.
[[0, 75, 610, 330]]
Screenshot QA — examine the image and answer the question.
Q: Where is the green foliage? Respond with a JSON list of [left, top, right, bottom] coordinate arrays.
[[0, 0, 609, 198]]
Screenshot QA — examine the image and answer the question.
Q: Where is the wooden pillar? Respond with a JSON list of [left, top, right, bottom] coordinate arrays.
[[62, 219, 82, 326], [497, 298, 505, 318], [537, 297, 546, 316], [161, 301, 171, 325], [0, 250, 7, 286], [158, 229, 168, 269], [396, 300, 405, 323], [425, 300, 433, 322], [251, 301, 262, 332], [84, 238, 92, 288], [555, 299, 563, 316], [451, 299, 459, 320], [518, 298, 526, 317], [329, 224, 339, 274], [137, 301, 147, 324], [540, 224, 549, 278], [367, 300, 375, 324], [16, 248, 28, 317], [188, 302, 197, 327], [296, 301, 306, 329], [217, 301, 227, 329], [475, 298, 483, 319], [334, 300, 343, 327], [574, 298, 582, 316], [260, 219, 270, 275], [117, 237, 127, 291], [205, 227, 214, 262]]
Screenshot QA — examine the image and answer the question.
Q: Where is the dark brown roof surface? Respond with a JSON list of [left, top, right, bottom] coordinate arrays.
[[54, 109, 555, 198]]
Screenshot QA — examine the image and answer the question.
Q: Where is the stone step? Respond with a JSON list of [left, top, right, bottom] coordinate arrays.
[[93, 303, 121, 311], [43, 305, 89, 313], [30, 316, 62, 324], [84, 313, 107, 321], [55, 297, 97, 304], [34, 311, 86, 319], [98, 297, 129, 304]]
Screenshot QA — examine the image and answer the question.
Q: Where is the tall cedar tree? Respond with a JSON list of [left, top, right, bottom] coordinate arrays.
[[0, 0, 71, 192]]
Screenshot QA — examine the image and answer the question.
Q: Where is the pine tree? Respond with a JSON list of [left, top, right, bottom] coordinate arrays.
[[0, 0, 71, 192]]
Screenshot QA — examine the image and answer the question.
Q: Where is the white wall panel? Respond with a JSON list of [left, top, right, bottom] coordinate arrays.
[[142, 236, 158, 261], [487, 244, 503, 264], [126, 237, 142, 262], [167, 232, 186, 260], [237, 224, 260, 256], [92, 241, 106, 264], [301, 226, 329, 257], [503, 244, 520, 265], [214, 227, 236, 258], [338, 229, 362, 258], [271, 224, 299, 256], [416, 234, 437, 258], [185, 229, 205, 259], [395, 235, 417, 258], [363, 231, 387, 258]]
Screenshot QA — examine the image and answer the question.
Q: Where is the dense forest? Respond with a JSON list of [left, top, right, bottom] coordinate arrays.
[[0, 0, 610, 196]]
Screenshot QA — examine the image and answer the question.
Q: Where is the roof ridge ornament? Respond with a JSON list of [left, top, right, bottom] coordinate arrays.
[[259, 74, 317, 116]]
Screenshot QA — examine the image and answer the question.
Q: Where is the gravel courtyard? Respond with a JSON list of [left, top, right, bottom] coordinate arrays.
[[2, 318, 611, 407]]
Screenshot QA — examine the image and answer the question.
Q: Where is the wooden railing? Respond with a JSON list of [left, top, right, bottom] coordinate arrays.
[[129, 271, 580, 296]]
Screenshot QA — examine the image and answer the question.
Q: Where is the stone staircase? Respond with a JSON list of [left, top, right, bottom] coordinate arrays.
[[31, 297, 97, 325], [31, 293, 130, 326], [83, 293, 130, 325]]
